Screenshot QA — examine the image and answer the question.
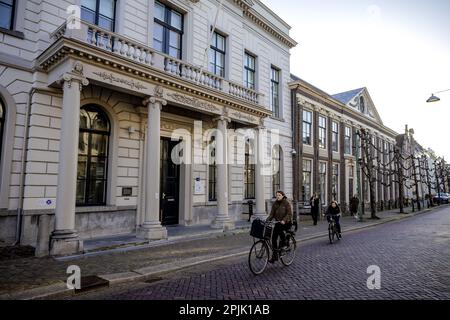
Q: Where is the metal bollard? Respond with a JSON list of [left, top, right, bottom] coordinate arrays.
[[247, 200, 254, 222]]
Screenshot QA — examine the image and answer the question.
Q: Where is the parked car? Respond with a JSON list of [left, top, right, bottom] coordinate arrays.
[[432, 193, 450, 204]]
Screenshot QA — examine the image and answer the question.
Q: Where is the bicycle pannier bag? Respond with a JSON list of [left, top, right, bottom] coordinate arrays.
[[250, 219, 265, 239]]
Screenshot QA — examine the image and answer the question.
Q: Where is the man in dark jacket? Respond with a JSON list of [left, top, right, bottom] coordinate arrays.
[[350, 196, 359, 217], [325, 201, 342, 236], [310, 193, 320, 225], [267, 190, 293, 263]]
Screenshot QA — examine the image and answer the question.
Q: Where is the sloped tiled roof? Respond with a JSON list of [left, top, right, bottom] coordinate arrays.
[[331, 88, 365, 105]]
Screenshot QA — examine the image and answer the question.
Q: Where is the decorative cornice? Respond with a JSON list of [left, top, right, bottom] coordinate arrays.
[[235, 0, 297, 48], [93, 71, 147, 90], [167, 92, 220, 113], [230, 111, 257, 123]]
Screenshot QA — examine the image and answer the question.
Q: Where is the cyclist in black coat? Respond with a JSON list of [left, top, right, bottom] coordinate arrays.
[[266, 190, 293, 263], [325, 201, 342, 236]]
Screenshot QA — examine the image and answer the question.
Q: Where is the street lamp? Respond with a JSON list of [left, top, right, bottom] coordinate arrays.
[[426, 89, 450, 103]]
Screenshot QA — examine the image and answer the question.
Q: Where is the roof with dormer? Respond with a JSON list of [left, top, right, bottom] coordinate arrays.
[[332, 88, 365, 105]]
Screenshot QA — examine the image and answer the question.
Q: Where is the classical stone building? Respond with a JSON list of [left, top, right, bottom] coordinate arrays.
[[289, 77, 400, 215], [0, 0, 297, 255]]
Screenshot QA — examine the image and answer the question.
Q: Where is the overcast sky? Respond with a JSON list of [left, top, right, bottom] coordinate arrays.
[[263, 0, 450, 160]]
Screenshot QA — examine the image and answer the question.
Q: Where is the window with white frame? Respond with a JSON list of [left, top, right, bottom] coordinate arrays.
[[77, 105, 110, 206], [318, 116, 326, 149], [344, 126, 351, 154], [153, 1, 183, 59], [302, 159, 312, 202], [332, 163, 339, 201], [319, 162, 326, 205], [270, 67, 280, 118], [352, 128, 357, 156], [348, 164, 354, 199], [332, 121, 339, 152], [209, 31, 226, 77], [302, 110, 312, 145], [81, 0, 116, 31], [272, 145, 281, 197], [244, 52, 256, 90], [0, 0, 15, 30], [244, 138, 255, 199]]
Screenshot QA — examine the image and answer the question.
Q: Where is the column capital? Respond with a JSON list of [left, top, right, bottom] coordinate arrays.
[[57, 61, 89, 90], [58, 72, 89, 90], [143, 96, 167, 108], [213, 115, 231, 123]]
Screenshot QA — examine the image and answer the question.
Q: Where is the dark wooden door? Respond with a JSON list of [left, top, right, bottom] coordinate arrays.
[[160, 137, 180, 225]]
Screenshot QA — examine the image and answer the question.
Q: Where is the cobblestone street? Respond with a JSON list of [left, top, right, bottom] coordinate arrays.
[[63, 206, 450, 300]]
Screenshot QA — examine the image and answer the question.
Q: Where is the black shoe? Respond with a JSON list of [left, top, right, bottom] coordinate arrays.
[[268, 254, 278, 263]]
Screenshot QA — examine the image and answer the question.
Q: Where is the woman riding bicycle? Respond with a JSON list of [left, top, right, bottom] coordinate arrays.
[[266, 190, 293, 263], [325, 200, 342, 237]]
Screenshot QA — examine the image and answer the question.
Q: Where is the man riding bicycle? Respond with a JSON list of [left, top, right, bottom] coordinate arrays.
[[325, 200, 342, 237], [266, 190, 293, 263]]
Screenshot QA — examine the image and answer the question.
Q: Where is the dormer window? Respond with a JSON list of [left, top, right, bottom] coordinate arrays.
[[359, 96, 365, 113]]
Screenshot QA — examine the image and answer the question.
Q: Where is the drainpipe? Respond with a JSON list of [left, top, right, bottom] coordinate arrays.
[[13, 86, 36, 246], [290, 87, 298, 217]]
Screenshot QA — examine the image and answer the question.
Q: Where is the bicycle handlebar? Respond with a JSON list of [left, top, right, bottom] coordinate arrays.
[[264, 220, 286, 226]]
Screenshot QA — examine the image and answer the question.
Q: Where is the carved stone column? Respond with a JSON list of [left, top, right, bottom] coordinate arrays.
[[253, 125, 267, 220], [137, 95, 168, 240], [211, 115, 234, 230], [50, 63, 88, 256]]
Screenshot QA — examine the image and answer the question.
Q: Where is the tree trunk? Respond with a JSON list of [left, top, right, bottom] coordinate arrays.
[[369, 177, 379, 219]]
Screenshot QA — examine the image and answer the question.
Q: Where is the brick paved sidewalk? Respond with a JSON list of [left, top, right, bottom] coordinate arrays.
[[0, 205, 431, 299]]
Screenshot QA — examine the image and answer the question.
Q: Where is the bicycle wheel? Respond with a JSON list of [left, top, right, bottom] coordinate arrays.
[[328, 224, 334, 244], [280, 234, 296, 266], [248, 240, 269, 275]]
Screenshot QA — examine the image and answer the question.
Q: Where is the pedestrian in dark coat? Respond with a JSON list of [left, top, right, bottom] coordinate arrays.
[[350, 196, 359, 216], [310, 193, 320, 225]]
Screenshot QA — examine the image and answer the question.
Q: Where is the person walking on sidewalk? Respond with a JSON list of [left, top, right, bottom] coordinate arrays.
[[350, 195, 359, 217], [325, 200, 342, 237], [266, 190, 293, 263], [310, 193, 320, 225]]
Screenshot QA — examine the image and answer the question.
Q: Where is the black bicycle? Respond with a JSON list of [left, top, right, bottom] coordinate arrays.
[[248, 219, 297, 275], [327, 215, 341, 244]]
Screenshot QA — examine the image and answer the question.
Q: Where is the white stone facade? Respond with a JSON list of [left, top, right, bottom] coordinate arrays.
[[0, 0, 296, 254]]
